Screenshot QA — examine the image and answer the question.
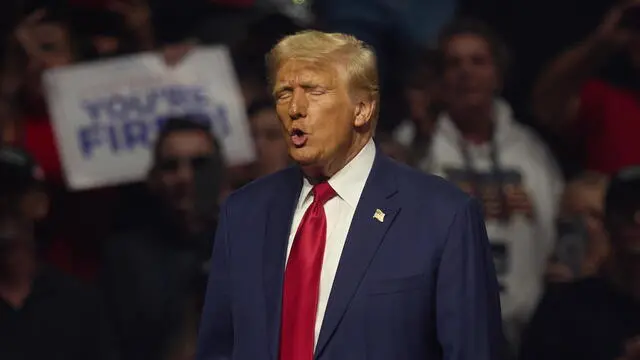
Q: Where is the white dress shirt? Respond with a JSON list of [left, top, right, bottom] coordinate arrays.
[[285, 138, 376, 347]]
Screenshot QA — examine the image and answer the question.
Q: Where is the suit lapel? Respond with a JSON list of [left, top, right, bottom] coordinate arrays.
[[315, 154, 401, 358], [263, 167, 303, 360]]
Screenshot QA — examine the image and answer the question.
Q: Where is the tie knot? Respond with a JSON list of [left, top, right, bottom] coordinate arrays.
[[312, 182, 336, 206]]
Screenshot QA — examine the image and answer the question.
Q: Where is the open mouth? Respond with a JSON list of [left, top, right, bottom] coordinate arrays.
[[290, 128, 308, 148]]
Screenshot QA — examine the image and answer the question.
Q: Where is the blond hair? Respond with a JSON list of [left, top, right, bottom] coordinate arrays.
[[266, 30, 379, 104]]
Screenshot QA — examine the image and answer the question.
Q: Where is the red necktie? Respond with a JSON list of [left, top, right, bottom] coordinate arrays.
[[279, 182, 337, 360]]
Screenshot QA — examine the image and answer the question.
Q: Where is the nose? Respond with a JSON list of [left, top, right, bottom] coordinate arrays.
[[288, 88, 308, 120], [175, 161, 194, 183], [459, 60, 474, 77]]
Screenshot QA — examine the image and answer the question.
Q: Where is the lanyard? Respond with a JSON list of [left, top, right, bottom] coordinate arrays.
[[459, 133, 510, 222]]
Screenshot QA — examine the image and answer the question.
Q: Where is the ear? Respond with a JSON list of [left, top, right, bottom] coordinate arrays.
[[353, 97, 377, 128]]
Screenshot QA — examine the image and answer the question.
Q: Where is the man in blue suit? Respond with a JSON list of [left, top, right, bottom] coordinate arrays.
[[197, 30, 503, 360]]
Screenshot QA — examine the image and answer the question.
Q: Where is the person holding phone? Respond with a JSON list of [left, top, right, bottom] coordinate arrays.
[[520, 166, 640, 360], [546, 172, 610, 283]]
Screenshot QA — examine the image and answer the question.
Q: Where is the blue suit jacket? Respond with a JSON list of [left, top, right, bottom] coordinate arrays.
[[196, 151, 504, 360]]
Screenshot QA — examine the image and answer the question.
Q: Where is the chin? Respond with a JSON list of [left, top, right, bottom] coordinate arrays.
[[291, 156, 318, 169], [289, 147, 319, 166], [461, 96, 487, 108]]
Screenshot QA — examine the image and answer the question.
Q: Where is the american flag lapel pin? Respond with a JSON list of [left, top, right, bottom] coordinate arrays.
[[373, 209, 385, 223]]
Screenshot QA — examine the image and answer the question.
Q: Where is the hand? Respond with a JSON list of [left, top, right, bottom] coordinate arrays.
[[13, 9, 73, 68], [162, 41, 197, 67], [594, 0, 640, 47], [14, 9, 48, 61], [616, 337, 640, 360], [545, 261, 575, 283], [109, 0, 152, 32], [504, 184, 534, 219], [480, 189, 504, 220]]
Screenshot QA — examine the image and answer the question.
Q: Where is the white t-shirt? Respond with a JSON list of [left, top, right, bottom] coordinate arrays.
[[424, 98, 564, 342]]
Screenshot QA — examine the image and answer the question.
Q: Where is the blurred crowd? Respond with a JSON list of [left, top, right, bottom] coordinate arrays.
[[0, 0, 639, 359]]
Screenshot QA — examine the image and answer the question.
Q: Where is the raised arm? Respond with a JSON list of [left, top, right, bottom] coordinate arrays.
[[532, 1, 638, 131]]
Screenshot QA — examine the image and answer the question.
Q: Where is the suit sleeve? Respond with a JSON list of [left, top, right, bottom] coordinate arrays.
[[436, 198, 505, 360], [196, 201, 234, 360]]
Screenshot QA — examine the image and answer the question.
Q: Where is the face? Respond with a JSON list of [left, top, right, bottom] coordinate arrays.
[[155, 130, 216, 215], [19, 190, 49, 221], [405, 66, 439, 125], [250, 107, 289, 176], [274, 59, 373, 176], [92, 35, 121, 56], [405, 86, 438, 137], [560, 182, 609, 261], [561, 183, 606, 233], [441, 34, 499, 112], [25, 23, 74, 101]]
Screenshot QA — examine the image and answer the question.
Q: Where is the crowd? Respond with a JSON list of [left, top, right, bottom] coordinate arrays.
[[0, 0, 639, 359]]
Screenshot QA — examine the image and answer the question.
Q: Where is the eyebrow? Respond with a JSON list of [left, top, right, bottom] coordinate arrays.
[[274, 82, 326, 94], [273, 85, 293, 94]]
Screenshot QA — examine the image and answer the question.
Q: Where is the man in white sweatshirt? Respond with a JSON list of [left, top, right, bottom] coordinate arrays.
[[424, 19, 564, 352]]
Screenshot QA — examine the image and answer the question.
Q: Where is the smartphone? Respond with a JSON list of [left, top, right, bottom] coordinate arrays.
[[554, 217, 589, 277]]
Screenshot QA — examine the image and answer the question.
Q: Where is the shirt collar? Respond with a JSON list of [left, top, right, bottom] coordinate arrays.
[[298, 138, 376, 209]]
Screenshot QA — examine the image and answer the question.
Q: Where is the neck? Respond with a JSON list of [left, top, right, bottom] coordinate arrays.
[[449, 102, 494, 142], [302, 134, 370, 182]]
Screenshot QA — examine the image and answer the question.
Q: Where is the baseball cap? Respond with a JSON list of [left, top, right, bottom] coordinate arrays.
[[0, 146, 46, 197], [605, 165, 640, 225]]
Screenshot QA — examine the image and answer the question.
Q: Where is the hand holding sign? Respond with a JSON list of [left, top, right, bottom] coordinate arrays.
[[44, 46, 255, 190], [163, 41, 197, 67]]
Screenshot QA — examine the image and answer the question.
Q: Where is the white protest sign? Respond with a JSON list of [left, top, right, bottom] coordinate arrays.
[[44, 46, 255, 190]]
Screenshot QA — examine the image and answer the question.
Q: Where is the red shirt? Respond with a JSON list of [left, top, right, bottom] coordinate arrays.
[[23, 115, 64, 183], [21, 115, 117, 282], [578, 79, 640, 174]]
